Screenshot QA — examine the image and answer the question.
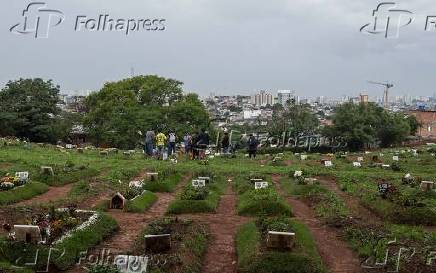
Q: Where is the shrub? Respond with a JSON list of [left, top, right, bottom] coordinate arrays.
[[180, 186, 209, 200]]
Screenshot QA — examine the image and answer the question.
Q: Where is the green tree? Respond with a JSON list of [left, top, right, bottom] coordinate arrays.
[[268, 103, 319, 138], [327, 103, 412, 150], [0, 78, 63, 142], [83, 76, 210, 148]]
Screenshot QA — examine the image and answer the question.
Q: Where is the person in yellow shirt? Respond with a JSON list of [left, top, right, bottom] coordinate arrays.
[[155, 132, 167, 159]]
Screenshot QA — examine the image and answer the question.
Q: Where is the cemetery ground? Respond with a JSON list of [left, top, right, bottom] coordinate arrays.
[[0, 141, 435, 273]]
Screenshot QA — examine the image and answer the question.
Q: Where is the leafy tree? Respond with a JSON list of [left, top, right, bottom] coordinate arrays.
[[83, 76, 210, 148], [0, 78, 64, 142], [268, 103, 319, 138], [326, 103, 412, 150]]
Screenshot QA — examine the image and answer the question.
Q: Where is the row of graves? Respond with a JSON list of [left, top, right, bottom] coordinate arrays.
[[0, 171, 29, 191]]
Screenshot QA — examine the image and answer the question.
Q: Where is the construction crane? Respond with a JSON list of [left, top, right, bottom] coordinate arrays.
[[368, 81, 394, 109]]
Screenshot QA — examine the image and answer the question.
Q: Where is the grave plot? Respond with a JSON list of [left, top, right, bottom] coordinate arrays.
[[236, 217, 325, 273], [99, 183, 157, 213], [167, 172, 226, 214], [0, 206, 118, 271], [0, 169, 49, 205], [235, 175, 292, 217], [279, 172, 349, 223], [336, 171, 436, 226], [117, 217, 209, 273], [142, 169, 184, 193], [33, 161, 99, 186]]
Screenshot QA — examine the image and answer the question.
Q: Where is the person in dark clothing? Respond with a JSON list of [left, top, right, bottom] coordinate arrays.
[[196, 129, 209, 159], [221, 132, 230, 154], [191, 133, 199, 159], [247, 134, 258, 159]]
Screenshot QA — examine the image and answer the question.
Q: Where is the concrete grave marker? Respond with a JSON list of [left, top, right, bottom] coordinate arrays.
[[129, 180, 144, 189], [146, 172, 158, 182], [110, 193, 126, 210], [294, 171, 303, 178], [100, 150, 109, 156], [114, 255, 148, 273], [198, 177, 211, 183], [392, 156, 399, 161], [304, 178, 318, 185], [255, 181, 269, 190], [144, 234, 171, 253], [420, 181, 434, 192], [65, 144, 73, 149], [267, 231, 295, 250], [15, 172, 29, 182], [14, 225, 42, 244], [40, 166, 54, 176], [353, 162, 362, 167], [324, 160, 333, 167], [300, 155, 307, 160], [192, 179, 206, 188], [357, 157, 364, 162]]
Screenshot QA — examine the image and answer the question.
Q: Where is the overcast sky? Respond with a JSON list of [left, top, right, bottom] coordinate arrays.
[[1, 0, 436, 97]]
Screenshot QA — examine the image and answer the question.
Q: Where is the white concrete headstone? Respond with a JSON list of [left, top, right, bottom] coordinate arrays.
[[324, 161, 333, 167], [353, 162, 361, 167], [294, 171, 303, 177], [300, 155, 307, 160], [192, 180, 206, 188], [255, 181, 269, 189], [357, 157, 364, 162], [129, 180, 144, 188], [15, 172, 29, 182], [392, 156, 399, 161]]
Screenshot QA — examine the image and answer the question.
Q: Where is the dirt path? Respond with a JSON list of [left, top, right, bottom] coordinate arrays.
[[195, 182, 251, 273], [272, 174, 362, 273], [66, 173, 191, 273], [16, 183, 74, 206]]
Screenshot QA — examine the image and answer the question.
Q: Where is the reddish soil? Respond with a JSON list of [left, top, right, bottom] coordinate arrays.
[[189, 182, 252, 273], [16, 183, 74, 206], [66, 173, 191, 273], [316, 176, 382, 224], [272, 174, 363, 273]]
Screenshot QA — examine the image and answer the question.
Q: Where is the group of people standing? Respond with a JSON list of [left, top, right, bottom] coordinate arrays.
[[143, 129, 259, 159], [143, 129, 210, 160]]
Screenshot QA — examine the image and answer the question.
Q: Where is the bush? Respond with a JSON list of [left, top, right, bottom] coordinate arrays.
[[180, 186, 209, 200]]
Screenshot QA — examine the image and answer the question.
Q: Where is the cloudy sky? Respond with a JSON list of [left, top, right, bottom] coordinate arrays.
[[1, 0, 436, 97]]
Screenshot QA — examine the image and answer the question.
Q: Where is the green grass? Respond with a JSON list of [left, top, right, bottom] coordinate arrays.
[[167, 177, 226, 214], [143, 173, 182, 192], [125, 190, 158, 212], [52, 212, 118, 270], [236, 218, 325, 273], [237, 188, 292, 217], [0, 182, 49, 205]]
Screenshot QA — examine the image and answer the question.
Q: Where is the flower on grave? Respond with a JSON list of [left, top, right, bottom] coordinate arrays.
[[294, 171, 303, 178], [53, 212, 99, 245]]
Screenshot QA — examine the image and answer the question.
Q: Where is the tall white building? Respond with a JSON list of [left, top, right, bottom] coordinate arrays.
[[251, 90, 273, 106], [277, 90, 297, 105]]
